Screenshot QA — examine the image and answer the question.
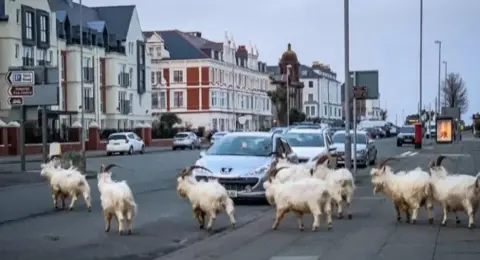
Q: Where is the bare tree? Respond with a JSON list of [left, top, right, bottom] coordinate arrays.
[[380, 109, 387, 120], [442, 73, 468, 114]]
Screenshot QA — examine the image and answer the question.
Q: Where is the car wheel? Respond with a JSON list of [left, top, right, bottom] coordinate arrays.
[[140, 145, 145, 154], [172, 146, 176, 150], [190, 143, 195, 150], [120, 152, 124, 155], [107, 152, 112, 156], [396, 141, 402, 147], [369, 153, 377, 165], [128, 146, 133, 155]]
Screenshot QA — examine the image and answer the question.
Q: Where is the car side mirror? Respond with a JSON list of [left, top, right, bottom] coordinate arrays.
[[199, 151, 206, 158], [328, 147, 336, 152]]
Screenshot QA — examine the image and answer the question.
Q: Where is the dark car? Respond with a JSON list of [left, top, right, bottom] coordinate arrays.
[[375, 127, 386, 138], [397, 126, 415, 147], [363, 127, 379, 139]]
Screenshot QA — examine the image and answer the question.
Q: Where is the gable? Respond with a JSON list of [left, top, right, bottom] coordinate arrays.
[[148, 32, 163, 43]]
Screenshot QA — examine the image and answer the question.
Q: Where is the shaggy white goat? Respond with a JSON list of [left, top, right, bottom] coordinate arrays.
[[263, 174, 333, 231], [370, 157, 434, 224], [176, 165, 236, 231], [429, 155, 480, 229], [97, 164, 137, 235], [311, 154, 355, 219], [40, 162, 92, 211]]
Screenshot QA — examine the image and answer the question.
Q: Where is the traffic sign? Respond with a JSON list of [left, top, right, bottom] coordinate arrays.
[[8, 97, 24, 106], [353, 85, 367, 99], [8, 86, 34, 96], [5, 70, 35, 86]]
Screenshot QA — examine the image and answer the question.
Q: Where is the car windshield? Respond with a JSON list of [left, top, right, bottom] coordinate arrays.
[[332, 133, 367, 144], [108, 134, 126, 140], [282, 132, 325, 147], [400, 127, 415, 133], [175, 133, 189, 138], [207, 135, 272, 156], [213, 132, 226, 137]]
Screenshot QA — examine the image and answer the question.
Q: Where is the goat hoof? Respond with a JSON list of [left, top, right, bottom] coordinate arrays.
[[127, 230, 132, 235], [104, 229, 110, 232], [441, 222, 447, 226], [272, 225, 278, 230], [411, 220, 416, 224], [348, 214, 352, 220], [338, 214, 344, 219], [428, 218, 434, 224], [327, 224, 333, 231], [87, 208, 92, 212], [199, 225, 205, 229], [468, 223, 476, 229], [456, 219, 461, 224], [312, 226, 318, 232], [397, 217, 402, 222], [68, 207, 74, 211], [231, 223, 236, 229], [299, 225, 304, 231]]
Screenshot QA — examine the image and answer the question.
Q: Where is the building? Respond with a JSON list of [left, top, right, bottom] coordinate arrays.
[[143, 30, 272, 131], [299, 62, 342, 120], [267, 43, 304, 126], [0, 0, 151, 129], [341, 84, 381, 121]]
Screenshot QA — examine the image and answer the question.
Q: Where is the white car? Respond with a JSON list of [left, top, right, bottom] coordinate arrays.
[[172, 132, 201, 150], [282, 128, 335, 164], [106, 132, 145, 156]]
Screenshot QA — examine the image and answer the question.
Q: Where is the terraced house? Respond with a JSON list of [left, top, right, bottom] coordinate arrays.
[[0, 0, 151, 129], [144, 30, 272, 131]]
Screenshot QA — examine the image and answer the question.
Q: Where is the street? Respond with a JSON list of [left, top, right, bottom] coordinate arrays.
[[0, 137, 479, 260]]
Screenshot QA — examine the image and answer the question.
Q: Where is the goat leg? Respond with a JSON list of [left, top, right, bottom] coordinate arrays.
[[206, 211, 217, 231], [126, 210, 133, 235], [346, 195, 353, 220], [441, 204, 448, 226], [295, 212, 304, 231], [272, 208, 286, 230], [104, 212, 112, 232], [453, 210, 461, 224], [68, 192, 78, 211]]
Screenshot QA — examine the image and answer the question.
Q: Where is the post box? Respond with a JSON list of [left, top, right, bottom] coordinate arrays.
[[414, 123, 422, 149]]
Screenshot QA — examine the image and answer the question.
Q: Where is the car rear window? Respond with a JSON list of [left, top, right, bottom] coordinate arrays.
[[175, 133, 189, 138], [108, 134, 126, 140]]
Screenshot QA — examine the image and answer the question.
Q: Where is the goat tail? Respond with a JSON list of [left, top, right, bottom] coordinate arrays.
[[425, 182, 433, 197]]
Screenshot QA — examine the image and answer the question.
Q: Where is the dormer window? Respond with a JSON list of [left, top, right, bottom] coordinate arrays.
[[148, 47, 153, 55], [156, 47, 161, 57]]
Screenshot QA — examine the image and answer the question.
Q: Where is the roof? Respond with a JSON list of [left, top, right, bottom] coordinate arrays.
[[333, 130, 368, 135], [286, 129, 327, 134], [143, 30, 210, 60], [48, 0, 135, 41], [226, 132, 275, 138]]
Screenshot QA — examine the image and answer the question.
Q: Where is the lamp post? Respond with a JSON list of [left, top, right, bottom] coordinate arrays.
[[79, 0, 86, 172], [419, 0, 424, 123], [343, 0, 352, 170], [286, 64, 292, 126], [434, 40, 442, 114], [442, 60, 447, 111]]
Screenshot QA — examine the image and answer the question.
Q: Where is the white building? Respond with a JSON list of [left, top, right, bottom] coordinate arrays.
[[364, 99, 381, 120], [0, 0, 151, 129], [299, 62, 342, 119], [143, 30, 272, 130]]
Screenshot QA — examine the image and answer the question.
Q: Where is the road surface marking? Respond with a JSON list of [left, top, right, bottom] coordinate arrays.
[[399, 151, 418, 157]]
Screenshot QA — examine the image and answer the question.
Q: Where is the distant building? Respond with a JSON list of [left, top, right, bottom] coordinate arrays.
[[298, 62, 342, 120], [143, 30, 272, 131]]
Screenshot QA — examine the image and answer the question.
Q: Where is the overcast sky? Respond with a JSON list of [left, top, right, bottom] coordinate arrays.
[[83, 0, 479, 124]]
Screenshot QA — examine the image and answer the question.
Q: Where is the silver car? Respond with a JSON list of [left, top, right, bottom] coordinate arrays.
[[172, 132, 201, 150], [194, 132, 298, 200], [330, 130, 377, 168], [282, 128, 335, 163]]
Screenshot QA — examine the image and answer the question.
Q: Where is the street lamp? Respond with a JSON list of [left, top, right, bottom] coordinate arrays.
[[79, 0, 86, 172], [286, 64, 292, 126], [343, 0, 352, 170], [418, 0, 424, 122], [434, 40, 442, 114], [442, 60, 447, 110]]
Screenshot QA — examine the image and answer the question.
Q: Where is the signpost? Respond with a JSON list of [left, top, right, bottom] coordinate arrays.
[[5, 71, 35, 86], [352, 84, 367, 177], [8, 97, 24, 106], [8, 86, 34, 96]]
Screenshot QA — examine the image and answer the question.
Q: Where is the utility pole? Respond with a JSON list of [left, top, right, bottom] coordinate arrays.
[[442, 60, 447, 111], [434, 40, 442, 114], [343, 0, 352, 170], [231, 44, 236, 130], [418, 0, 424, 124], [286, 65, 291, 126], [80, 0, 86, 173], [327, 80, 330, 119]]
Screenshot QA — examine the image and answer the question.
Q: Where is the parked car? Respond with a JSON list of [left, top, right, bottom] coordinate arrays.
[[106, 132, 145, 156], [195, 132, 298, 200], [281, 128, 335, 163], [211, 131, 228, 145], [375, 127, 386, 138], [329, 130, 377, 168], [362, 127, 379, 139], [269, 127, 289, 135], [172, 132, 201, 150], [425, 124, 437, 139], [397, 125, 415, 146]]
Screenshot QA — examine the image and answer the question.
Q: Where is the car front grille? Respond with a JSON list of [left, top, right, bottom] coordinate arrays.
[[298, 158, 309, 163], [195, 176, 259, 191]]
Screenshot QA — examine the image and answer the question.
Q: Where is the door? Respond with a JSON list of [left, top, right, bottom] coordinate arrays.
[[127, 134, 139, 151], [134, 133, 143, 150]]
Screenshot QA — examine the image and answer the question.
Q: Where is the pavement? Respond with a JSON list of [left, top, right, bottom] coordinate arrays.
[[0, 136, 479, 260]]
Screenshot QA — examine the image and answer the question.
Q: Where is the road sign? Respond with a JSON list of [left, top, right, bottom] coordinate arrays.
[[8, 86, 34, 96], [8, 97, 23, 106], [5, 70, 35, 86], [353, 85, 367, 99]]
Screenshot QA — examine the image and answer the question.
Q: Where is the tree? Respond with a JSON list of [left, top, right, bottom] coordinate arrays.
[[160, 112, 181, 128], [267, 88, 288, 126], [289, 108, 306, 124], [442, 73, 468, 114], [379, 109, 387, 120]]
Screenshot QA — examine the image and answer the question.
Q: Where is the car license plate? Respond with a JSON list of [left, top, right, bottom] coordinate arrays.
[[227, 190, 237, 198], [114, 142, 120, 145]]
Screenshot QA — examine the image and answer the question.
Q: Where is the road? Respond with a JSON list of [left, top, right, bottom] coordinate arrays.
[[0, 137, 479, 260]]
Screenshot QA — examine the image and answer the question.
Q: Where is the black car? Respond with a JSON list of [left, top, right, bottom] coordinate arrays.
[[397, 126, 415, 146]]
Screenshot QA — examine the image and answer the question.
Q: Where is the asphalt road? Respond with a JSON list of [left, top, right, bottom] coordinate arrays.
[[1, 137, 479, 259]]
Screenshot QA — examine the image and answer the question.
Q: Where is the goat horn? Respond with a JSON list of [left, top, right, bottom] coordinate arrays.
[[268, 166, 289, 179], [378, 157, 397, 168], [102, 164, 119, 172], [435, 155, 447, 167], [315, 155, 330, 166], [46, 154, 61, 163], [184, 165, 212, 176]]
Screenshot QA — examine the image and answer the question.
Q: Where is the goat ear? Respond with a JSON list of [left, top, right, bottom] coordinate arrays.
[[310, 169, 314, 176], [381, 165, 387, 173]]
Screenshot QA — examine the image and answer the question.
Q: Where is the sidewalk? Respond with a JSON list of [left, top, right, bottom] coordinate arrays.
[[0, 146, 171, 164]]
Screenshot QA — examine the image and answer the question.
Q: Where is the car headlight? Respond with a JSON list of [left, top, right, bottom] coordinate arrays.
[[245, 165, 269, 176]]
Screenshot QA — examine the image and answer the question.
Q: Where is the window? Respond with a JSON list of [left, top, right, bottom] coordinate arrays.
[[306, 106, 310, 116], [155, 47, 161, 57], [118, 91, 127, 114], [39, 15, 47, 42], [83, 88, 94, 112], [37, 49, 47, 65], [129, 93, 133, 112], [211, 91, 217, 107], [82, 57, 93, 82], [16, 9, 20, 24], [61, 53, 66, 80], [308, 81, 313, 88], [118, 63, 126, 86], [22, 46, 34, 66], [173, 70, 183, 83], [329, 106, 332, 116], [307, 93, 314, 102], [159, 92, 166, 109], [311, 106, 315, 116], [129, 67, 133, 87], [173, 91, 183, 107], [128, 42, 134, 54], [15, 44, 19, 58], [151, 71, 155, 84], [156, 71, 162, 84], [324, 105, 327, 116], [25, 11, 33, 40], [148, 47, 153, 55]]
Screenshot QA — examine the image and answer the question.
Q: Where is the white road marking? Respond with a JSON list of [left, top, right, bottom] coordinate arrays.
[[398, 151, 419, 157]]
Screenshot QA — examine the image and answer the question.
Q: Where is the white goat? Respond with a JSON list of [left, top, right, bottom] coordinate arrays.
[[311, 154, 355, 219], [40, 162, 92, 211], [370, 157, 434, 224], [263, 174, 333, 231], [97, 164, 137, 235], [176, 165, 236, 231], [429, 155, 480, 229]]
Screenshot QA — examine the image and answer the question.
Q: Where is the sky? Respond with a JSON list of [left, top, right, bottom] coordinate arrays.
[[83, 0, 480, 124]]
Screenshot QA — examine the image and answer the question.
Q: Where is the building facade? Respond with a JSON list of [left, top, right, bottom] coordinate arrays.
[[144, 30, 272, 131], [0, 0, 151, 129], [299, 62, 342, 120]]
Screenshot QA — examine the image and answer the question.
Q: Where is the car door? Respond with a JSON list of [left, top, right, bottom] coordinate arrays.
[[190, 133, 199, 146], [127, 134, 138, 151], [134, 133, 144, 148]]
